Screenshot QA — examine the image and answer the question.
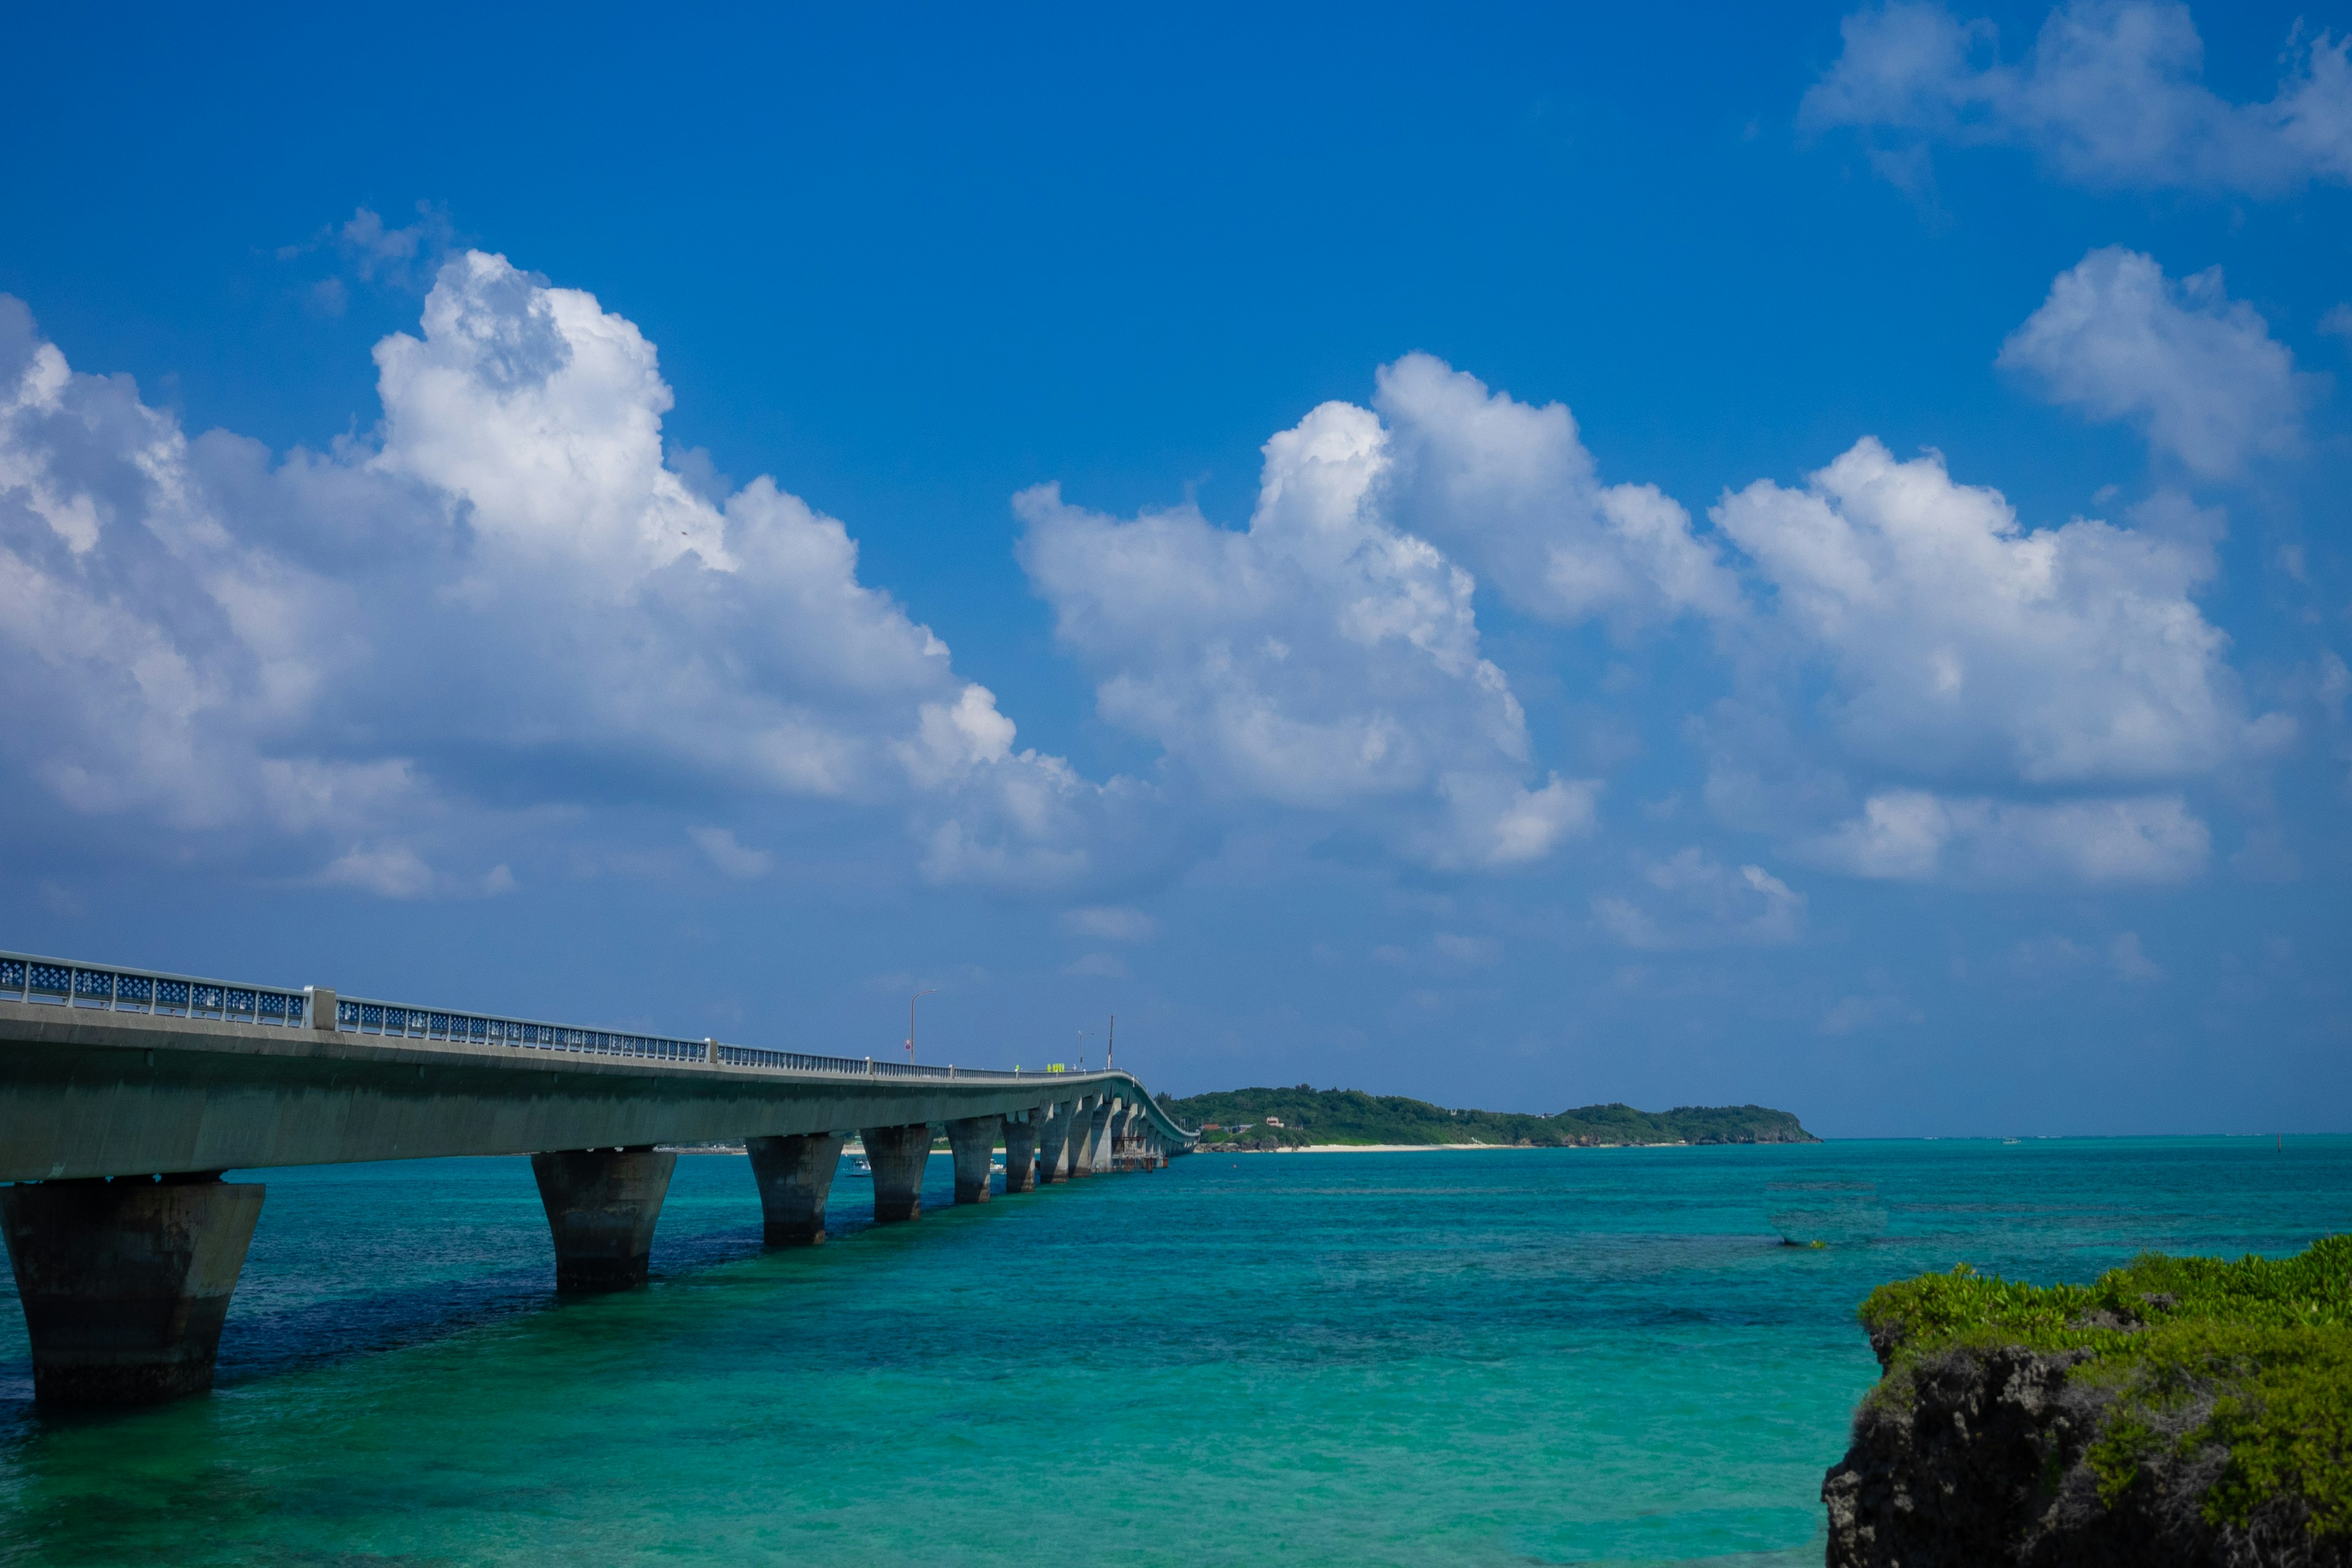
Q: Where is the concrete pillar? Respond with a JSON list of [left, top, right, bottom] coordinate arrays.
[[747, 1131, 846, 1245], [1068, 1100, 1101, 1185], [0, 1174, 263, 1406], [1107, 1104, 1133, 1170], [530, 1147, 676, 1292], [860, 1123, 932, 1223], [1001, 1113, 1039, 1193], [1076, 1097, 1114, 1176], [946, 1117, 997, 1205], [1035, 1098, 1076, 1185]]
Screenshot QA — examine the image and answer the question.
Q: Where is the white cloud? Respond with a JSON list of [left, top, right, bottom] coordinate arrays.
[[1803, 0, 2352, 195], [0, 255, 1142, 895], [1593, 847, 1805, 949], [318, 844, 438, 900], [1803, 789, 2211, 883], [1713, 437, 2275, 787], [689, 826, 773, 880], [1017, 393, 1598, 871], [0, 294, 350, 837], [338, 204, 458, 288], [1061, 905, 1159, 941], [1370, 353, 1741, 629], [1061, 952, 1128, 979], [1998, 247, 2306, 477]]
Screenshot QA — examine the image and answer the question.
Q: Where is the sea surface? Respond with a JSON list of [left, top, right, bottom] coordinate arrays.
[[1, 1137, 2346, 1566]]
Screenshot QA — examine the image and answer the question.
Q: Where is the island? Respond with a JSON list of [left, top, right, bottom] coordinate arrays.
[[1824, 1236, 2351, 1567], [1156, 1086, 1817, 1149]]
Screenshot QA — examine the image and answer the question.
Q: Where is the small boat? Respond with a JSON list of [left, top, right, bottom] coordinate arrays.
[[843, 1154, 872, 1179]]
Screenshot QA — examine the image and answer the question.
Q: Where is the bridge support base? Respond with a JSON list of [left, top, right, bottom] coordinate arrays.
[[945, 1117, 996, 1205], [747, 1132, 845, 1245], [0, 1174, 263, 1406], [1001, 1115, 1038, 1193], [531, 1147, 675, 1292], [859, 1124, 932, 1223], [1071, 1100, 1109, 1177], [1035, 1101, 1071, 1185]]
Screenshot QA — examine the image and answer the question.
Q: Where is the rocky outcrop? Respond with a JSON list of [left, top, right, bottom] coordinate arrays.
[[1824, 1330, 2348, 1567]]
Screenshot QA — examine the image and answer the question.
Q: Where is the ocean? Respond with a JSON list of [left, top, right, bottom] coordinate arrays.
[[2, 1136, 2346, 1566]]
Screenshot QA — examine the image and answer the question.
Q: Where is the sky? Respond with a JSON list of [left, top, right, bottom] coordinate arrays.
[[1, 0, 2347, 1136]]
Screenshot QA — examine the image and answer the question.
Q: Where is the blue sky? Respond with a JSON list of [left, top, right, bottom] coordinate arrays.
[[2, 0, 2347, 1136]]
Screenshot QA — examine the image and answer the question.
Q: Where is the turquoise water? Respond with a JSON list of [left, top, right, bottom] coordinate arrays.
[[1, 1137, 2346, 1566]]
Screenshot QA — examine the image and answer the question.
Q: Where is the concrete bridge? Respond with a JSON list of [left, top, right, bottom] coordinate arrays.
[[0, 951, 1196, 1408]]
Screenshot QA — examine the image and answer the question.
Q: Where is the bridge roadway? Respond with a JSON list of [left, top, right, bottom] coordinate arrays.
[[0, 952, 1197, 1408]]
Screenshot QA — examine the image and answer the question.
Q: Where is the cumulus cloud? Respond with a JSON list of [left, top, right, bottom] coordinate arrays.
[[1714, 437, 2275, 786], [1999, 248, 2307, 477], [1370, 353, 1741, 629], [0, 293, 351, 838], [1802, 789, 2210, 883], [1593, 848, 1804, 949], [1802, 0, 2352, 195], [1017, 393, 1599, 871], [0, 255, 1147, 894], [1694, 428, 2294, 884]]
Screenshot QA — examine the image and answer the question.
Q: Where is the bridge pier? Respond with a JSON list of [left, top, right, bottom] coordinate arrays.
[[860, 1124, 932, 1223], [0, 1173, 263, 1406], [530, 1147, 676, 1292], [1082, 1100, 1119, 1170], [945, 1117, 997, 1205], [747, 1132, 846, 1245], [1035, 1099, 1074, 1185], [1001, 1113, 1038, 1193], [1063, 1095, 1097, 1178]]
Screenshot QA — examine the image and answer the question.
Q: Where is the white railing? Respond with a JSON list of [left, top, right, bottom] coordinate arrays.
[[0, 951, 310, 1027]]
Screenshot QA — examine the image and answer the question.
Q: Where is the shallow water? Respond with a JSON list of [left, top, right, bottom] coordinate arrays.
[[2, 1137, 2346, 1566]]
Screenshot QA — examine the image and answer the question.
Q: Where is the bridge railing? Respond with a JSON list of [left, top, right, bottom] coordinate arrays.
[[333, 995, 1029, 1080], [0, 950, 312, 1027], [334, 997, 705, 1065], [0, 949, 1163, 1100]]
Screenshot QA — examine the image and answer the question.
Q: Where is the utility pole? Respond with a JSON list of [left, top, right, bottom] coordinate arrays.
[[1107, 1014, 1115, 1070], [907, 989, 937, 1065]]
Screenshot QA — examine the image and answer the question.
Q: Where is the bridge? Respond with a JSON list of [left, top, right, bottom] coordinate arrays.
[[0, 950, 1197, 1408]]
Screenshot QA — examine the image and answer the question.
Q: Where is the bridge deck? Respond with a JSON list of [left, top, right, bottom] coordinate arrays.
[[0, 998, 1186, 1182]]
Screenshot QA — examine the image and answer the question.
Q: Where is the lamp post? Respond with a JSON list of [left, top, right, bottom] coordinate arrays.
[[907, 989, 937, 1066], [1075, 1029, 1087, 1073]]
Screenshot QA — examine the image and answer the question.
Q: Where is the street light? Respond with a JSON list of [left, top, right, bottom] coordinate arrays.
[[907, 989, 937, 1065], [1075, 1028, 1087, 1073]]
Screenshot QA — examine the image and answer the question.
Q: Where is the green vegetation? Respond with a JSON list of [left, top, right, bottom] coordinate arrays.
[[1157, 1085, 1815, 1149], [1860, 1237, 2352, 1540]]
